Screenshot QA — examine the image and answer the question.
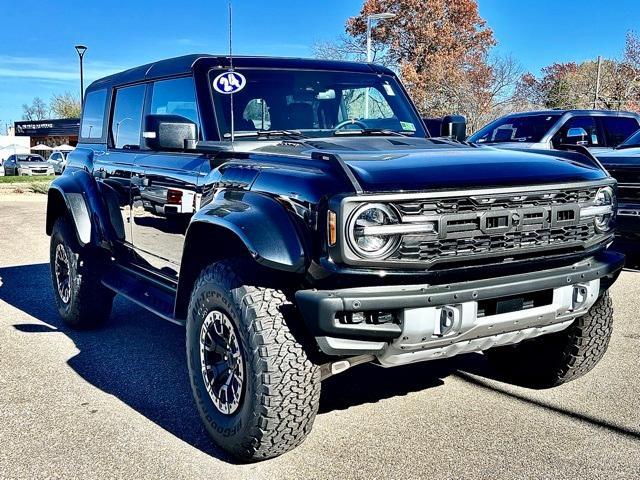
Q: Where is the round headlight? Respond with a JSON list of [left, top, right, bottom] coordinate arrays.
[[348, 203, 400, 258], [593, 186, 615, 232]]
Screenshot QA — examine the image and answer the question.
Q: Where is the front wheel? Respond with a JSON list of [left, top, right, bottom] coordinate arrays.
[[186, 260, 321, 462], [485, 292, 614, 388], [50, 216, 114, 328]]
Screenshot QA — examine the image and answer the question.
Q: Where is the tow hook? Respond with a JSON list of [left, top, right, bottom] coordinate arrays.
[[320, 354, 376, 381]]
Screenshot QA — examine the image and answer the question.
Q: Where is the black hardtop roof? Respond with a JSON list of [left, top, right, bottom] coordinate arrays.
[[87, 54, 396, 91]]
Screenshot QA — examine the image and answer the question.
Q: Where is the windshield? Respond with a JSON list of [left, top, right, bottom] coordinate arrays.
[[469, 114, 561, 144], [210, 69, 426, 139], [17, 155, 44, 162], [618, 129, 640, 149]]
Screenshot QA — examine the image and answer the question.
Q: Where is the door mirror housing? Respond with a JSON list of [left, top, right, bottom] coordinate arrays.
[[422, 115, 467, 142], [143, 114, 198, 151], [441, 115, 467, 142]]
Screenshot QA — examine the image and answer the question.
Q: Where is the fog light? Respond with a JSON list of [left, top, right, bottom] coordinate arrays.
[[337, 311, 397, 325]]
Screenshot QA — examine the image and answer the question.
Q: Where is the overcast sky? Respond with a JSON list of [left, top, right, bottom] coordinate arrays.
[[1, 0, 638, 126]]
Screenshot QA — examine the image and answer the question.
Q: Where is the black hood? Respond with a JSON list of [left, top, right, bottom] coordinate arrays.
[[298, 137, 608, 192]]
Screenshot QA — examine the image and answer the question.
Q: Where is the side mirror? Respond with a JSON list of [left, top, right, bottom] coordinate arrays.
[[422, 115, 467, 141], [565, 127, 589, 145], [143, 114, 198, 151], [441, 115, 467, 142]]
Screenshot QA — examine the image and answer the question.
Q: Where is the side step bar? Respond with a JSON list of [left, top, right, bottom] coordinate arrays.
[[101, 266, 183, 326]]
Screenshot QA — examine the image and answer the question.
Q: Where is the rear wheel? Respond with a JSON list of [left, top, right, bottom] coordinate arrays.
[[50, 216, 113, 328], [186, 259, 320, 461], [485, 292, 614, 388]]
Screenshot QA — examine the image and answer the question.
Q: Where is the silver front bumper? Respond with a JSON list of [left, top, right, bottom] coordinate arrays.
[[317, 279, 599, 367]]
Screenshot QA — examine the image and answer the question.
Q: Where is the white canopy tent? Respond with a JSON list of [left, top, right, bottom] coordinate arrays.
[[31, 144, 53, 151], [56, 144, 75, 152]]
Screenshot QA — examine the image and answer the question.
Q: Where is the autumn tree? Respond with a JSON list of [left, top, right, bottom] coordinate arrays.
[[347, 0, 495, 120], [516, 32, 640, 112], [316, 0, 522, 132], [50, 91, 81, 119], [22, 97, 48, 121]]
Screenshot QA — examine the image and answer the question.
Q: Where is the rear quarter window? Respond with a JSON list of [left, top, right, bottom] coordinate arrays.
[[601, 116, 640, 147], [80, 89, 108, 140]]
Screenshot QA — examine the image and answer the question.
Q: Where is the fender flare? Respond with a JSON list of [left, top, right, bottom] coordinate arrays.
[[46, 169, 108, 247], [185, 190, 307, 273]]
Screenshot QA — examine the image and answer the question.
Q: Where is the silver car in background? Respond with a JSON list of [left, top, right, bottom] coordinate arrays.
[[2, 154, 55, 176], [469, 109, 640, 153]]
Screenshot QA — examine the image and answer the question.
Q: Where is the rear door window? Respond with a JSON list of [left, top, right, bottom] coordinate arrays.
[[110, 84, 146, 149], [601, 116, 640, 147]]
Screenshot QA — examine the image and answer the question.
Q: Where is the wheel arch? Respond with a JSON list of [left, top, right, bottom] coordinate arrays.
[[174, 192, 309, 320], [46, 182, 92, 246]]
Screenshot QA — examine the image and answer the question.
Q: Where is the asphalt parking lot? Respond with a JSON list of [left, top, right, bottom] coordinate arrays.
[[1, 197, 639, 480]]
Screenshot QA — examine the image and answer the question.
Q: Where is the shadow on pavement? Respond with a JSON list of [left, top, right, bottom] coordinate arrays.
[[0, 263, 454, 461], [453, 353, 640, 441]]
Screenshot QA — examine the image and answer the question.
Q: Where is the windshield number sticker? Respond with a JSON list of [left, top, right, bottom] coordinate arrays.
[[213, 71, 247, 94]]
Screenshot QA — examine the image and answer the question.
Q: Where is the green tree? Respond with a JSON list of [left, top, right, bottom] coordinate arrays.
[[50, 92, 81, 118]]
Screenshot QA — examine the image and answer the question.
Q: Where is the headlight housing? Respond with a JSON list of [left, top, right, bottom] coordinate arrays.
[[347, 203, 400, 258], [593, 186, 615, 232], [580, 186, 615, 233]]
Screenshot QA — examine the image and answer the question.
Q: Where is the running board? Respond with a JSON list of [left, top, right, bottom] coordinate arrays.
[[101, 267, 183, 326]]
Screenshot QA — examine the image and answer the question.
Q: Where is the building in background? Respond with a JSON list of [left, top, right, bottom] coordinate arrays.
[[14, 118, 80, 151]]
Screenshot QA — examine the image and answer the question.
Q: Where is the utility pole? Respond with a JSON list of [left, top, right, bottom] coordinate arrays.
[[593, 55, 602, 109]]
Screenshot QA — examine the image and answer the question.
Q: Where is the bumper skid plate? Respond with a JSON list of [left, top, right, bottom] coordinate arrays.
[[296, 251, 624, 366]]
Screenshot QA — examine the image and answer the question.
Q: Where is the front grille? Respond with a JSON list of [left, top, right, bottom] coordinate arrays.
[[385, 186, 602, 265], [393, 223, 595, 262]]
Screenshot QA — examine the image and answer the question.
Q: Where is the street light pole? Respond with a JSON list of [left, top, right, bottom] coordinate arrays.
[[365, 13, 395, 119], [75, 45, 88, 106]]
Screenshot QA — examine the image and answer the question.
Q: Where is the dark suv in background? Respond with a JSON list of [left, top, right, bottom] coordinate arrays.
[[469, 110, 640, 152], [46, 55, 624, 461], [595, 129, 640, 260]]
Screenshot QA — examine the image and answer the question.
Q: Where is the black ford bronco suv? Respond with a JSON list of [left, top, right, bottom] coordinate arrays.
[[47, 55, 624, 461]]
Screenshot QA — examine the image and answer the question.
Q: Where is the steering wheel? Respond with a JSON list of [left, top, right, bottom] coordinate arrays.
[[335, 119, 368, 131]]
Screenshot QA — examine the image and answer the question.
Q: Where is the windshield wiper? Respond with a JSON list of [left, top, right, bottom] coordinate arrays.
[[224, 130, 307, 140], [615, 144, 640, 150], [333, 128, 412, 137]]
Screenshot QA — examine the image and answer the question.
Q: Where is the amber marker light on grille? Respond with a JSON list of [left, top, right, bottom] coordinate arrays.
[[328, 210, 337, 246]]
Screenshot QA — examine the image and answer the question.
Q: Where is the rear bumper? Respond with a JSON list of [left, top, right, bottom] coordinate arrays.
[[296, 250, 624, 363]]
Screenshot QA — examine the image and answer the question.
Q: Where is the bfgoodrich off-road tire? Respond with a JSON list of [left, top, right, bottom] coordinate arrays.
[[186, 260, 321, 462], [50, 216, 114, 328], [485, 292, 614, 388]]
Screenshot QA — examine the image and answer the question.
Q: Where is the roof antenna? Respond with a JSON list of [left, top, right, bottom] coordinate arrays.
[[228, 0, 235, 143]]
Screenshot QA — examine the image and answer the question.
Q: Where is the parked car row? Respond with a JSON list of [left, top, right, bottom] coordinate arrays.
[[2, 151, 68, 176]]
